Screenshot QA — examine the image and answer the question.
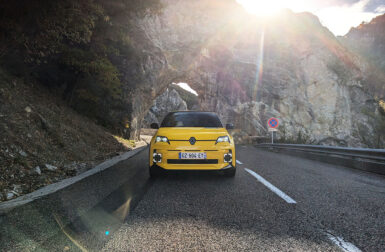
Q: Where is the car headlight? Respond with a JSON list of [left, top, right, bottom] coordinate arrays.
[[216, 136, 230, 144], [155, 136, 169, 143]]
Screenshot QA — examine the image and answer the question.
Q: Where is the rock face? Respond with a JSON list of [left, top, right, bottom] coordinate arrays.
[[1, 0, 382, 147], [342, 14, 385, 71], [339, 14, 385, 99], [133, 0, 384, 147], [142, 88, 188, 127]]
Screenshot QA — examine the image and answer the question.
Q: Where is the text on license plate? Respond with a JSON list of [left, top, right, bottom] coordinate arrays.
[[179, 152, 207, 159]]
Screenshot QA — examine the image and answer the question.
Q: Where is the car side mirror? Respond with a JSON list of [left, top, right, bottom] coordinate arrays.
[[150, 123, 159, 129], [226, 123, 234, 130]]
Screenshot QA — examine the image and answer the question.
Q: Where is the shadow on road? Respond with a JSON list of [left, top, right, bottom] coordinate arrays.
[[35, 167, 154, 251]]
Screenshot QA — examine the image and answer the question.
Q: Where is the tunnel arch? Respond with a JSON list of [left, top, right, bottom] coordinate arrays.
[[141, 81, 200, 130]]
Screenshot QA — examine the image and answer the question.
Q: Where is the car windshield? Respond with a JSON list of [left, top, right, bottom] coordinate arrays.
[[160, 112, 223, 127]]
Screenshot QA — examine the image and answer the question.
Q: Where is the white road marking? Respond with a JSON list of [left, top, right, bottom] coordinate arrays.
[[244, 168, 296, 204], [325, 231, 362, 252], [236, 160, 243, 165]]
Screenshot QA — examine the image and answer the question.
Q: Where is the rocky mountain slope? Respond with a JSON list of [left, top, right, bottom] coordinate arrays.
[[0, 68, 135, 201], [137, 0, 384, 147], [339, 13, 385, 99]]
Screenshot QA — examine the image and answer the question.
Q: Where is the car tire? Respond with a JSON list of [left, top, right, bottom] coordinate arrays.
[[149, 165, 161, 178], [223, 167, 236, 177]]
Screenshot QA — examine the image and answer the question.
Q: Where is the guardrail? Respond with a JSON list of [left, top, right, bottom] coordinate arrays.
[[256, 144, 385, 175]]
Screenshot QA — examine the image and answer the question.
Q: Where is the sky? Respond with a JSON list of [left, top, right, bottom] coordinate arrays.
[[173, 83, 198, 96], [236, 0, 385, 35]]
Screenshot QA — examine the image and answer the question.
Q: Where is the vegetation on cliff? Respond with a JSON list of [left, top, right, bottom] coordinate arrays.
[[0, 0, 163, 201], [0, 0, 162, 136]]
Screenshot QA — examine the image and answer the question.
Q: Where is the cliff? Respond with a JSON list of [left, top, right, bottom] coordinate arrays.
[[339, 14, 385, 99], [137, 0, 384, 147], [1, 0, 383, 147]]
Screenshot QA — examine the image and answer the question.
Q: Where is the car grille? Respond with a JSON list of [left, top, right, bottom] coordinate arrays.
[[167, 159, 218, 164]]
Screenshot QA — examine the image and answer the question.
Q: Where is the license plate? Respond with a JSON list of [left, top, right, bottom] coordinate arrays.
[[179, 152, 207, 159]]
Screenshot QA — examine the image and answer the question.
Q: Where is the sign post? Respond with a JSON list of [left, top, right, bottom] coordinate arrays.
[[267, 117, 279, 144]]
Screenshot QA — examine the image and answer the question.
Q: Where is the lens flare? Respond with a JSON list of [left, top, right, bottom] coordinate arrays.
[[253, 29, 265, 101]]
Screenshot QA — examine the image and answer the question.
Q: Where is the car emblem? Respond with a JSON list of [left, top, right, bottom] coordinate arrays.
[[189, 137, 196, 145]]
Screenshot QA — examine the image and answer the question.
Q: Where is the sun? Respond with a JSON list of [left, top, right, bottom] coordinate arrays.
[[236, 0, 308, 17], [236, 0, 282, 16]]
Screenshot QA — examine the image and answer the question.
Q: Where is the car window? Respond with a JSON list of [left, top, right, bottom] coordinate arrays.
[[161, 112, 223, 127]]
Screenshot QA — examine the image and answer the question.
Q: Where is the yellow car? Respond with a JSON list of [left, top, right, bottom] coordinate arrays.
[[149, 111, 236, 177]]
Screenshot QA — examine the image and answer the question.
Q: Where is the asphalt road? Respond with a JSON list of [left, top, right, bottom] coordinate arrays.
[[2, 145, 385, 251], [101, 146, 385, 252]]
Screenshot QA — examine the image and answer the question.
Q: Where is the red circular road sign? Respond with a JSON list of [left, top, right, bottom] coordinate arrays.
[[268, 117, 279, 128]]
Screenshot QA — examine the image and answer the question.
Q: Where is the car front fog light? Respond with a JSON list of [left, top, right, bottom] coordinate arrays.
[[224, 153, 232, 163], [153, 153, 162, 163]]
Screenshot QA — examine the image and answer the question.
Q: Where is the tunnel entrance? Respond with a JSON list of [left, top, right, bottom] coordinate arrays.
[[141, 82, 199, 129]]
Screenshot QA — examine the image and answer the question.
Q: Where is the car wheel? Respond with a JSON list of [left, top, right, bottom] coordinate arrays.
[[223, 167, 236, 177], [149, 165, 161, 178]]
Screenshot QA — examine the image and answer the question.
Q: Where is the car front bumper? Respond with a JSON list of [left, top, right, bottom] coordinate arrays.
[[150, 148, 236, 170]]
